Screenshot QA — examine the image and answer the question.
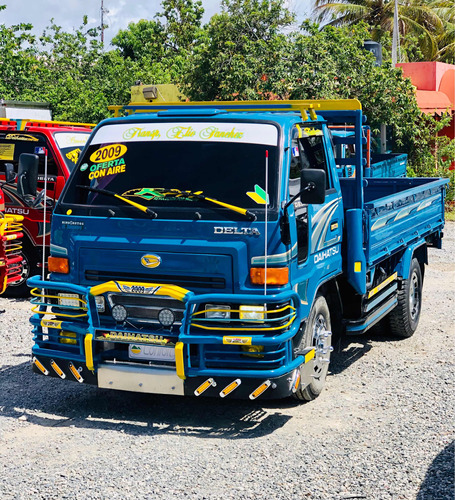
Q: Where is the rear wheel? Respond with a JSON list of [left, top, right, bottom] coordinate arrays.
[[387, 258, 422, 338], [293, 295, 332, 402]]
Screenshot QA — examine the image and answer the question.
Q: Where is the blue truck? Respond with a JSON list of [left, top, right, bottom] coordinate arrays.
[[27, 99, 447, 402]]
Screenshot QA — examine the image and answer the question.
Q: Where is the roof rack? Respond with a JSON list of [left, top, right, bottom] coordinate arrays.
[[0, 118, 95, 131], [108, 99, 362, 122]]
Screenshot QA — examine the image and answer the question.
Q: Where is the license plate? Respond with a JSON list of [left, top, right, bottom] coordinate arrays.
[[129, 344, 175, 362]]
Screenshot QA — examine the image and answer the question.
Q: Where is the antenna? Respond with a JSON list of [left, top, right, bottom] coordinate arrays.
[[101, 0, 109, 44], [264, 150, 269, 297]]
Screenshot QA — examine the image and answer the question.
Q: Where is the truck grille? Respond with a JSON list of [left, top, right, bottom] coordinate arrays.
[[107, 293, 185, 325]]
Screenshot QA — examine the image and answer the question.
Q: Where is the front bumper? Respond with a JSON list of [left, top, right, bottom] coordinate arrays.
[[28, 276, 315, 400], [32, 352, 315, 400]]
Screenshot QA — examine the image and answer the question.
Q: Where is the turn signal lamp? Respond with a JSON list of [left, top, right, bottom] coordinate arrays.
[[250, 267, 289, 286], [249, 380, 272, 400], [33, 357, 49, 375], [68, 362, 84, 383], [48, 256, 69, 274], [220, 379, 241, 398]]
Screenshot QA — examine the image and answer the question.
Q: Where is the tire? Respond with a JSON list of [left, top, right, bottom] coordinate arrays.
[[293, 295, 332, 402], [4, 242, 39, 298], [387, 258, 422, 338]]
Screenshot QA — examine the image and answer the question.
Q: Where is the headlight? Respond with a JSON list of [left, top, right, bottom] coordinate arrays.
[[205, 304, 231, 320], [158, 308, 175, 327], [239, 305, 266, 322], [95, 296, 105, 313], [112, 304, 127, 322], [58, 293, 80, 307]]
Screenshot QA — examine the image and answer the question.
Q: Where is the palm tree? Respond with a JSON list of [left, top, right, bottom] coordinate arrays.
[[312, 0, 447, 61], [431, 0, 454, 62]]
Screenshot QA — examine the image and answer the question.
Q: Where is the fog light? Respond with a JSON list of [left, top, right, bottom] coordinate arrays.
[[58, 293, 80, 307], [241, 345, 264, 358], [205, 304, 230, 320], [112, 304, 127, 322], [95, 296, 105, 313], [239, 305, 265, 322], [158, 308, 175, 327]]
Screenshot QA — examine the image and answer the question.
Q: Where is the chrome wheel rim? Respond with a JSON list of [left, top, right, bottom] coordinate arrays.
[[312, 313, 332, 378], [409, 270, 421, 321]]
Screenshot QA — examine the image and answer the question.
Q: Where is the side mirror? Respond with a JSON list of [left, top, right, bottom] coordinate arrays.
[[17, 153, 39, 203], [4, 163, 16, 183], [300, 169, 326, 205]]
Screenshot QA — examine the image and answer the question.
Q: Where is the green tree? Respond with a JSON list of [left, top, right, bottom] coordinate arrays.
[[183, 0, 294, 100], [313, 0, 447, 61]]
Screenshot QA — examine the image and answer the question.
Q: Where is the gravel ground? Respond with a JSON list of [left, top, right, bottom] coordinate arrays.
[[0, 223, 453, 500]]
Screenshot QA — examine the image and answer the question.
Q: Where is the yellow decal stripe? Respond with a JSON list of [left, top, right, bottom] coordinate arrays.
[[90, 281, 190, 301], [223, 336, 252, 346], [367, 272, 398, 299], [40, 319, 63, 329], [304, 348, 315, 364]]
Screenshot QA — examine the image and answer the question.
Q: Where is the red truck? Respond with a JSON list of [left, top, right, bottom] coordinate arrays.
[[0, 118, 93, 295], [0, 165, 24, 293]]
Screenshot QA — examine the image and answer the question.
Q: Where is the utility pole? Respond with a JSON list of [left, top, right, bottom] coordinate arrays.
[[392, 0, 401, 66]]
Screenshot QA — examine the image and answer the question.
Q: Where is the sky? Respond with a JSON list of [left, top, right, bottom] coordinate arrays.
[[2, 0, 313, 47]]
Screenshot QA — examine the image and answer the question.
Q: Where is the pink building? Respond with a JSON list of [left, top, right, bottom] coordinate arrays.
[[397, 62, 455, 141]]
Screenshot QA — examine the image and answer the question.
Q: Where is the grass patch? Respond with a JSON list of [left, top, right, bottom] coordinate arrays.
[[445, 202, 455, 221]]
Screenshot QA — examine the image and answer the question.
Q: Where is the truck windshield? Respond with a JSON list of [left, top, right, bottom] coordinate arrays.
[[53, 132, 91, 171], [59, 121, 279, 220]]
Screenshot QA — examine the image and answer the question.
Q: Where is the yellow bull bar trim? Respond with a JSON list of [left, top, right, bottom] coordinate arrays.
[[89, 281, 190, 302], [175, 342, 186, 380], [84, 333, 94, 372], [191, 313, 296, 332]]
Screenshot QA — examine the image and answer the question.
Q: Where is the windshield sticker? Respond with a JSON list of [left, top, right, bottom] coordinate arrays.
[[66, 148, 82, 164], [122, 187, 196, 202], [247, 184, 269, 205], [296, 125, 323, 138], [90, 144, 127, 163], [5, 134, 38, 142], [91, 122, 278, 147], [54, 132, 89, 149], [87, 158, 126, 180], [0, 143, 14, 160]]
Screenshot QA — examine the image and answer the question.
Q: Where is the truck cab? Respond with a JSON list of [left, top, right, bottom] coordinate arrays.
[[0, 118, 93, 295], [27, 100, 447, 402]]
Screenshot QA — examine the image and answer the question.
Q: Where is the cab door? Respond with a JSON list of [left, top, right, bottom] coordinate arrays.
[[288, 123, 343, 308]]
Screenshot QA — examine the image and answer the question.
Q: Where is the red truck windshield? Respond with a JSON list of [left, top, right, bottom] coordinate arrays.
[[53, 132, 91, 171], [60, 121, 280, 220]]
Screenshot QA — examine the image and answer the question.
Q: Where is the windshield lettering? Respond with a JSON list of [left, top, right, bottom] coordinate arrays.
[[123, 127, 161, 140]]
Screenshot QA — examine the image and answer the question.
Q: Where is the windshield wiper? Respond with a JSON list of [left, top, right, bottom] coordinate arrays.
[[123, 188, 257, 221], [77, 185, 158, 219]]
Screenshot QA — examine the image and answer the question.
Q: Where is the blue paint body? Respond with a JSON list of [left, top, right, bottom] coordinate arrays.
[[28, 103, 448, 399]]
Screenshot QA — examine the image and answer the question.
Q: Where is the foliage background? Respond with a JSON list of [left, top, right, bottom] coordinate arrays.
[[0, 0, 453, 194]]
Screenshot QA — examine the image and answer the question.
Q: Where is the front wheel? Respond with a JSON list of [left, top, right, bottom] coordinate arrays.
[[387, 258, 423, 338], [293, 295, 332, 402]]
